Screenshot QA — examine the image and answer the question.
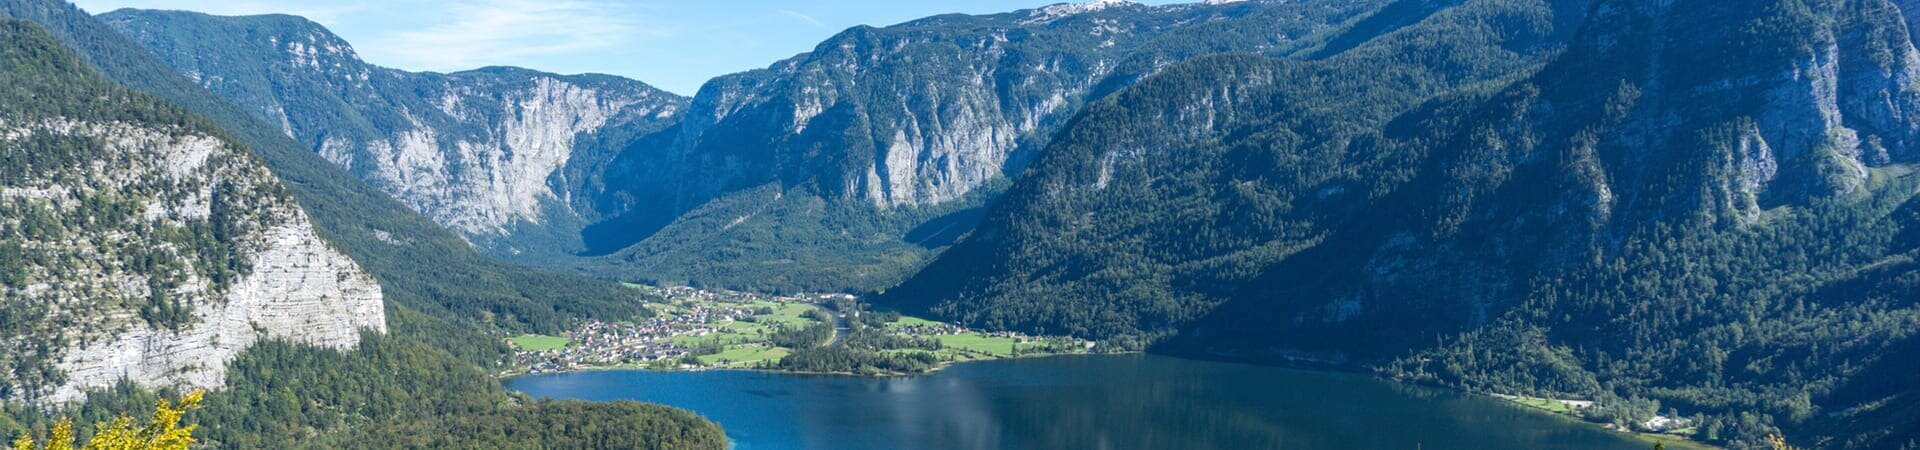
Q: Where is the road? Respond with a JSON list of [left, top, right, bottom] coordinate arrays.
[[823, 307, 851, 348]]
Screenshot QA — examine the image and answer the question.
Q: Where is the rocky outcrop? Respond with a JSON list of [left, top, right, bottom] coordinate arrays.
[[611, 0, 1229, 212], [48, 219, 383, 404], [100, 10, 687, 238], [1536, 0, 1920, 215], [327, 73, 673, 236]]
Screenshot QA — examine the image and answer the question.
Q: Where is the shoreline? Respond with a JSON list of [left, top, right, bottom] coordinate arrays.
[[1487, 393, 1720, 450], [500, 350, 1120, 380], [1164, 348, 1724, 449]]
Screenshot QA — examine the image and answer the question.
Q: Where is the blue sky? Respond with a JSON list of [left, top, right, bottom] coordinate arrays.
[[69, 0, 1188, 95]]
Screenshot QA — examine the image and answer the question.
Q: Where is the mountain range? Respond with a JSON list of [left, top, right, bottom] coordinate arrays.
[[103, 0, 1400, 291], [1, 0, 1918, 448]]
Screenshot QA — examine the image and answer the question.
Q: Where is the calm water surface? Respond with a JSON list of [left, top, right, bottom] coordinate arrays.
[[505, 354, 1648, 450]]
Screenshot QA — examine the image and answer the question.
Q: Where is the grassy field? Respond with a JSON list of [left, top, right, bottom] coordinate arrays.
[[660, 300, 833, 350], [1505, 396, 1581, 414], [698, 344, 790, 367], [508, 334, 570, 351], [887, 316, 942, 329], [935, 333, 1020, 356], [756, 303, 821, 327]]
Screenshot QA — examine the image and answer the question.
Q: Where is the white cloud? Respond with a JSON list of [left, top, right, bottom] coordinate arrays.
[[359, 0, 661, 73], [778, 9, 825, 28]]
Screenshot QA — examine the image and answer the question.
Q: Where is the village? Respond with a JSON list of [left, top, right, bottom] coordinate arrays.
[[507, 285, 1086, 375]]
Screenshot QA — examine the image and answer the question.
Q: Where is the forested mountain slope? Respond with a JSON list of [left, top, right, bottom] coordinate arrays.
[[101, 10, 687, 254], [0, 1, 723, 447], [886, 0, 1920, 447], [888, 0, 1591, 347]]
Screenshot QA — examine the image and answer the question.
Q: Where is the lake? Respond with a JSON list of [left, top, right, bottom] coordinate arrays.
[[505, 354, 1657, 449]]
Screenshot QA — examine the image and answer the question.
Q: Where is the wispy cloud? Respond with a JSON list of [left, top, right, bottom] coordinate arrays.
[[361, 0, 664, 73], [778, 9, 826, 29]]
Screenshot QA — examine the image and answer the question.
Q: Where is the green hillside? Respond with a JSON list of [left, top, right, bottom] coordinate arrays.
[[884, 0, 1920, 447]]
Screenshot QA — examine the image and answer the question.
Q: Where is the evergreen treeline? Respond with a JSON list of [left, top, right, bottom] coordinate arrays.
[[1, 338, 723, 449]]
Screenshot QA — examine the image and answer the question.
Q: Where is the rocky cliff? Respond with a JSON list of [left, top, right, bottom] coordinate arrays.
[[602, 0, 1384, 216], [0, 20, 383, 403], [99, 10, 687, 242], [46, 195, 385, 404]]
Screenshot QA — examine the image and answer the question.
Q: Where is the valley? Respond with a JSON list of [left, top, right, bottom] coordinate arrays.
[[506, 285, 1089, 376]]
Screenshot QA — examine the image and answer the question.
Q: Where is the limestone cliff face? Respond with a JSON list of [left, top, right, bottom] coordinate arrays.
[[615, 0, 1304, 212], [1495, 0, 1920, 220], [0, 119, 383, 404], [1272, 0, 1920, 346], [317, 72, 676, 236], [100, 10, 687, 238], [48, 216, 383, 404]]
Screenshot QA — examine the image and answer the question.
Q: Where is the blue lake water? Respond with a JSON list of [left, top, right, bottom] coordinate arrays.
[[506, 354, 1657, 449]]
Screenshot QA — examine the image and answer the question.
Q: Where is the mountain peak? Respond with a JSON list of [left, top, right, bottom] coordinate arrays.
[[1027, 0, 1140, 23]]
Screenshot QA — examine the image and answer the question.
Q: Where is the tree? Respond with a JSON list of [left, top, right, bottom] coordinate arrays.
[[10, 391, 201, 450], [1767, 434, 1794, 450]]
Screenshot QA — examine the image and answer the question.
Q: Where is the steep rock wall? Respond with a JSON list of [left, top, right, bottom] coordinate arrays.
[[0, 117, 384, 404]]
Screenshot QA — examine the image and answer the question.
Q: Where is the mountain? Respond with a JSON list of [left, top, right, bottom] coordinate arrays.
[[2, 0, 652, 363], [887, 0, 1592, 345], [573, 0, 1400, 291], [885, 0, 1920, 447], [98, 9, 687, 253], [100, 1, 1403, 293], [0, 0, 722, 447], [0, 17, 382, 405]]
